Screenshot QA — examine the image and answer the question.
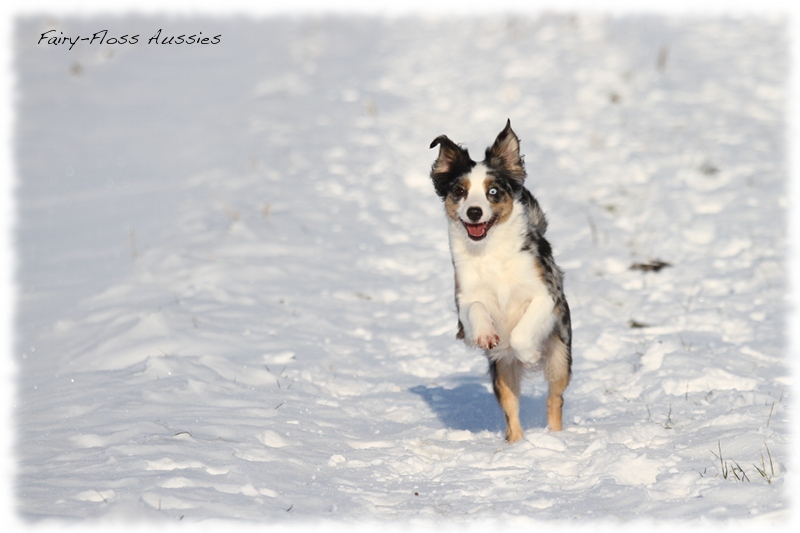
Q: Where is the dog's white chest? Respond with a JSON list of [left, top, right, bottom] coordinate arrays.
[[457, 246, 545, 307], [450, 210, 551, 334]]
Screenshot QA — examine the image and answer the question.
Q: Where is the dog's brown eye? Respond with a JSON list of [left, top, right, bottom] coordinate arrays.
[[453, 186, 467, 198]]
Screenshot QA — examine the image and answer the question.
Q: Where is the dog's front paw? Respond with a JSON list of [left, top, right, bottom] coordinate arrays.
[[476, 331, 501, 350], [473, 320, 500, 350], [509, 329, 541, 363], [465, 303, 499, 350], [509, 327, 532, 352]]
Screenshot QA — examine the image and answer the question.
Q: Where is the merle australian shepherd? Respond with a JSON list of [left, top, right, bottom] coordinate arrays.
[[429, 120, 572, 443]]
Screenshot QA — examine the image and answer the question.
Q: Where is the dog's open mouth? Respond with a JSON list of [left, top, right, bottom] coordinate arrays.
[[463, 216, 497, 241]]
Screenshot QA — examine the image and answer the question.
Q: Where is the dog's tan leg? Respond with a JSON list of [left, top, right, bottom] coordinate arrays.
[[490, 357, 524, 443], [544, 335, 571, 431], [546, 379, 567, 431]]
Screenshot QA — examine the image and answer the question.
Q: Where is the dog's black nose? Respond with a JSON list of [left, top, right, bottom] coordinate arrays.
[[466, 207, 483, 222]]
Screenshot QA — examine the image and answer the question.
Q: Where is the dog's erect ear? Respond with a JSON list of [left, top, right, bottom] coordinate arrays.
[[430, 135, 475, 198], [485, 119, 525, 184], [430, 135, 471, 175]]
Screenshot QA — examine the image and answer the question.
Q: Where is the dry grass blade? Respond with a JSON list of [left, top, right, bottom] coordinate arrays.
[[630, 260, 672, 272]]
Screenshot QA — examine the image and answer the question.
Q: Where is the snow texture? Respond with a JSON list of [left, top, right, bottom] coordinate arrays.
[[12, 12, 791, 528]]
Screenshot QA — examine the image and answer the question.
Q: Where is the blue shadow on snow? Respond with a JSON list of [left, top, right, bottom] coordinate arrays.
[[409, 378, 546, 434]]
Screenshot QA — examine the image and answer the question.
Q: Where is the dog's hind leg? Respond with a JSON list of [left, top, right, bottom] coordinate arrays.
[[489, 356, 524, 443], [543, 334, 571, 431]]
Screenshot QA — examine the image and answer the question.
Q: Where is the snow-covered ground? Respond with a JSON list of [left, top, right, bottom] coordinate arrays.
[[10, 11, 791, 528]]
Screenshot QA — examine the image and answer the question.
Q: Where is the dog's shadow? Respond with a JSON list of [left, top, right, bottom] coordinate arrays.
[[409, 378, 546, 434]]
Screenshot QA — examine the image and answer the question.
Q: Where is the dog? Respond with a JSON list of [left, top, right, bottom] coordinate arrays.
[[429, 120, 572, 443]]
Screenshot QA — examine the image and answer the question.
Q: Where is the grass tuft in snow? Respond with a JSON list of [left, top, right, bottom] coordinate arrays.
[[753, 443, 776, 485], [711, 441, 781, 484]]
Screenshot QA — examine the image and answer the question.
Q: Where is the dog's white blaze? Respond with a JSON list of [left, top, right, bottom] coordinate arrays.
[[449, 197, 556, 364], [458, 164, 493, 224]]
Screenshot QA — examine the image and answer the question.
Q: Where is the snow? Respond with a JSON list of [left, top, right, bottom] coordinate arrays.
[[7, 7, 794, 530]]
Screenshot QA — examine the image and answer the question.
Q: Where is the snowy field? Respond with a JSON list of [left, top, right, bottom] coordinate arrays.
[[9, 9, 793, 529]]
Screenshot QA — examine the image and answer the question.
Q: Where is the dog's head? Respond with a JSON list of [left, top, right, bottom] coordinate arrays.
[[430, 120, 526, 242]]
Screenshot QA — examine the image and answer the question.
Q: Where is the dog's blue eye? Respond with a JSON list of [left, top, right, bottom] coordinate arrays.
[[488, 187, 498, 196]]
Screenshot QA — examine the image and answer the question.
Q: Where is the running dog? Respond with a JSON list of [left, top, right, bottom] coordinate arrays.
[[429, 120, 572, 443]]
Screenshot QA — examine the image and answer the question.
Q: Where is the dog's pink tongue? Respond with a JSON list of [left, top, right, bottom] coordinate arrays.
[[467, 223, 486, 238]]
